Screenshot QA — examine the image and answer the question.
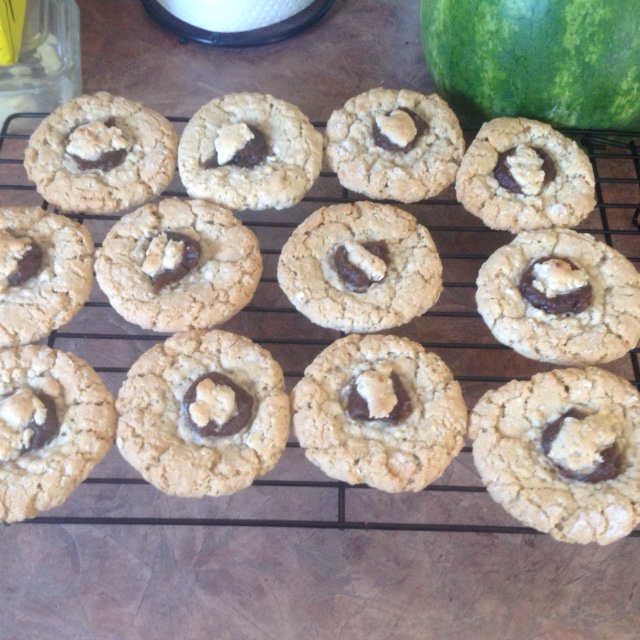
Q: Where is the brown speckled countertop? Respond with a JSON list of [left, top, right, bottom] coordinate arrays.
[[1, 1, 639, 638]]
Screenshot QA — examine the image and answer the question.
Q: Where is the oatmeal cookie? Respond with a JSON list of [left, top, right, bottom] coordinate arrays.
[[178, 93, 323, 211], [470, 367, 640, 544], [277, 201, 443, 333], [116, 329, 290, 497], [476, 229, 640, 365], [0, 206, 93, 347], [94, 197, 262, 333], [0, 345, 116, 523], [456, 117, 595, 231], [24, 92, 177, 214], [292, 334, 467, 492], [324, 88, 465, 202]]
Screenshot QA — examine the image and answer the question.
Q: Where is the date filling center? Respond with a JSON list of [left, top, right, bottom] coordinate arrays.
[[203, 122, 268, 169], [0, 384, 61, 460], [183, 372, 253, 438], [373, 107, 428, 153], [346, 365, 411, 424], [334, 239, 389, 292], [0, 230, 43, 292], [141, 231, 201, 294], [541, 409, 623, 482], [519, 256, 591, 314], [66, 118, 129, 171], [494, 144, 556, 195]]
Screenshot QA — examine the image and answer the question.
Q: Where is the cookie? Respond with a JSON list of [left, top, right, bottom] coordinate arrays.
[[0, 206, 93, 347], [455, 117, 596, 231], [470, 367, 640, 545], [476, 229, 640, 365], [94, 197, 262, 333], [324, 88, 465, 203], [277, 201, 443, 333], [178, 93, 323, 211], [292, 334, 467, 493], [0, 345, 116, 523], [24, 92, 177, 214], [116, 329, 290, 497]]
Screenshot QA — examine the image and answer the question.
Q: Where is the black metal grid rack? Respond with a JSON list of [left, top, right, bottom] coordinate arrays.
[[1, 113, 639, 537]]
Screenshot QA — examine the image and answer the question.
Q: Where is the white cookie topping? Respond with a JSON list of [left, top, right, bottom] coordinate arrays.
[[0, 388, 47, 429], [548, 412, 617, 474], [505, 144, 546, 196], [375, 109, 417, 148], [214, 122, 255, 165], [0, 231, 33, 292], [355, 367, 397, 419], [66, 120, 128, 161], [141, 234, 185, 278], [532, 259, 589, 297], [343, 240, 387, 282], [37, 377, 62, 398], [0, 389, 47, 458], [188, 378, 237, 428]]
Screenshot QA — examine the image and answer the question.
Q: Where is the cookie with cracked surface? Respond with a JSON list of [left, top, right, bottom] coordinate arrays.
[[24, 92, 177, 214], [116, 329, 290, 497], [94, 197, 262, 333], [0, 206, 93, 347], [456, 117, 595, 231], [476, 228, 640, 365], [324, 88, 465, 203], [178, 92, 323, 211], [277, 201, 443, 333], [0, 345, 116, 523], [292, 334, 467, 493], [470, 367, 640, 545]]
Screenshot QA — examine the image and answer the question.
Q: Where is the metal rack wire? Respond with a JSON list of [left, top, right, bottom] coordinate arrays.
[[1, 114, 639, 537]]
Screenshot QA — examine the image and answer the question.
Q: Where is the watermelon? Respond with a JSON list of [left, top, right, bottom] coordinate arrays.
[[420, 0, 640, 130]]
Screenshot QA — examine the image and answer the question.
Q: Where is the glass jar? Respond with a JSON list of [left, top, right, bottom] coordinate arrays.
[[0, 0, 81, 129]]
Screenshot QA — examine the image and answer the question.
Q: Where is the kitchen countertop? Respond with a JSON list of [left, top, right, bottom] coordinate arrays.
[[1, 1, 640, 638]]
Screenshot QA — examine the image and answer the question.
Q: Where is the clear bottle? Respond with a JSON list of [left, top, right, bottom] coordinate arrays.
[[0, 0, 81, 129]]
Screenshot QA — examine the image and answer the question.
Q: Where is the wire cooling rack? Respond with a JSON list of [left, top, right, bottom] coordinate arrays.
[[1, 114, 639, 537]]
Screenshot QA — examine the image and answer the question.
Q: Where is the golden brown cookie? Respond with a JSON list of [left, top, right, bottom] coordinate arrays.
[[292, 334, 467, 492], [456, 117, 596, 231], [324, 88, 465, 202], [470, 367, 640, 545], [94, 198, 262, 333], [277, 201, 443, 332], [24, 92, 177, 214], [178, 92, 322, 211], [0, 206, 93, 347], [0, 345, 116, 523], [476, 229, 640, 365], [116, 329, 290, 497]]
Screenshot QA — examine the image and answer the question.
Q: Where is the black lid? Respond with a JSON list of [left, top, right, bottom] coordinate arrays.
[[140, 0, 336, 47]]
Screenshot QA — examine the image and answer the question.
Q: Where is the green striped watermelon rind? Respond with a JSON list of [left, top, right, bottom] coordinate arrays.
[[420, 0, 640, 131]]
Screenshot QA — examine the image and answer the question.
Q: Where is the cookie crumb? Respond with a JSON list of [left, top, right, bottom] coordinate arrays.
[[189, 378, 236, 427], [355, 368, 397, 419], [214, 122, 255, 165]]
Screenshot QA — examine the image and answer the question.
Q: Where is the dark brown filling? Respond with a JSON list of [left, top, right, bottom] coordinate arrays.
[[22, 392, 60, 452], [150, 231, 201, 294], [541, 409, 623, 483], [346, 372, 411, 424], [494, 147, 556, 194], [372, 107, 428, 153], [7, 240, 42, 287], [183, 372, 253, 438], [519, 256, 591, 314], [334, 240, 390, 292], [202, 124, 268, 169], [68, 117, 128, 171]]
